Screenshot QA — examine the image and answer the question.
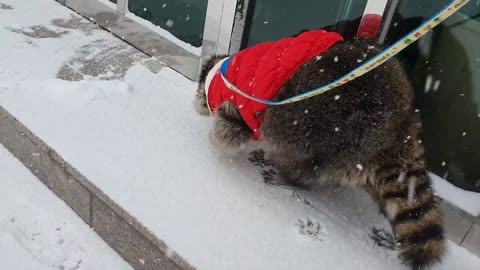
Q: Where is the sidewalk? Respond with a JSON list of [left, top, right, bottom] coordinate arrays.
[[0, 0, 479, 269], [0, 144, 133, 270]]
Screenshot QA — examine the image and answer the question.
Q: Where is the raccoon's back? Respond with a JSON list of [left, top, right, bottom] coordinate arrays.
[[261, 41, 415, 162]]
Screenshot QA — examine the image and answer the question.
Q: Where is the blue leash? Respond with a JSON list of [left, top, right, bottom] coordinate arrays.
[[219, 0, 471, 105]]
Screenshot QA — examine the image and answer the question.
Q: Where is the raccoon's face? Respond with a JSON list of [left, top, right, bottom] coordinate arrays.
[[195, 55, 229, 116]]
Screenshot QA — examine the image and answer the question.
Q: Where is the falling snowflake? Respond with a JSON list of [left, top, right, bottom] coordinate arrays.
[[319, 69, 325, 73], [356, 164, 364, 171], [316, 55, 323, 61], [408, 179, 416, 206], [105, 20, 109, 24], [162, 3, 167, 8], [143, 7, 147, 11], [166, 20, 174, 27], [264, 21, 269, 24], [433, 80, 441, 91], [357, 59, 363, 63], [424, 75, 433, 93], [293, 120, 298, 125], [394, 22, 398, 27], [335, 127, 339, 132], [368, 45, 375, 50], [139, 259, 145, 265], [334, 95, 340, 100], [441, 161, 447, 167], [304, 109, 309, 114], [334, 56, 339, 63], [185, 15, 191, 21], [238, 104, 244, 109], [397, 172, 407, 182], [385, 202, 398, 221], [415, 109, 420, 113], [462, 132, 467, 136]]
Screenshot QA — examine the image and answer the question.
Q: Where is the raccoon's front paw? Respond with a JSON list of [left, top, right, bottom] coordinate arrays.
[[194, 93, 210, 116], [209, 129, 246, 156]]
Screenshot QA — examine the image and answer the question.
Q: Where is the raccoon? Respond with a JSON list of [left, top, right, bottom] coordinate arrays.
[[195, 40, 445, 269]]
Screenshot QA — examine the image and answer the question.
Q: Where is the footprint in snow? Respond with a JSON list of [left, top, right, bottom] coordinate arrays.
[[0, 3, 13, 9], [369, 227, 396, 250], [297, 217, 325, 241], [248, 149, 285, 186]]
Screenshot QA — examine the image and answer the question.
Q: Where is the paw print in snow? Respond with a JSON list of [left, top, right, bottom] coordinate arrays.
[[369, 227, 396, 250], [292, 191, 312, 207], [0, 3, 14, 9], [248, 149, 274, 168], [297, 217, 325, 241], [248, 150, 282, 186]]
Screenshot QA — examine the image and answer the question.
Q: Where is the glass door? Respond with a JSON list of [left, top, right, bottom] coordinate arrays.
[[234, 0, 370, 50], [381, 0, 480, 192], [128, 0, 208, 51]]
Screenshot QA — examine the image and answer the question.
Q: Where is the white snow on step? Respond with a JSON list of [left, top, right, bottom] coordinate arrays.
[[430, 173, 480, 217], [1, 65, 479, 270], [0, 66, 394, 270], [0, 144, 133, 270]]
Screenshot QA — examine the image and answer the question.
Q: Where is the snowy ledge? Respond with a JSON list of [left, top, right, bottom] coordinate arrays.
[[430, 173, 480, 217], [1, 66, 479, 269]]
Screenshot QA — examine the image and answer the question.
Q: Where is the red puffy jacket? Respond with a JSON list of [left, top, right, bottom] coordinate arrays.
[[207, 30, 343, 140]]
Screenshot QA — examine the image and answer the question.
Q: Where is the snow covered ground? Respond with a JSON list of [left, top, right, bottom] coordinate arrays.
[[0, 0, 479, 269], [0, 144, 133, 270], [431, 173, 480, 217], [2, 56, 480, 270]]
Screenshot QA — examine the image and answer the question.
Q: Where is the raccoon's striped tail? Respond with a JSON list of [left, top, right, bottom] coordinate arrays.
[[375, 165, 446, 270]]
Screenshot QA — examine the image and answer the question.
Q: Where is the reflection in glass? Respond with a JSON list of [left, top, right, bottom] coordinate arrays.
[[128, 0, 208, 48], [242, 0, 368, 48], [384, 0, 480, 192]]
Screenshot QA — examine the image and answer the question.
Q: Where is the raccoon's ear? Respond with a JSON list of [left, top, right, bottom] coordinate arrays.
[[199, 55, 229, 83]]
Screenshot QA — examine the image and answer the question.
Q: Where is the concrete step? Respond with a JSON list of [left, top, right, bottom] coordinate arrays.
[[1, 76, 479, 269], [0, 106, 194, 270]]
